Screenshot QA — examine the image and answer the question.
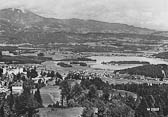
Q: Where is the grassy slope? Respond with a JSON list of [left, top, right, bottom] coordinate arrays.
[[115, 64, 167, 78]]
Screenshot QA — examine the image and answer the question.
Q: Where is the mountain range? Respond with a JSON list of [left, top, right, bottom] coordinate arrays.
[[0, 8, 167, 44]]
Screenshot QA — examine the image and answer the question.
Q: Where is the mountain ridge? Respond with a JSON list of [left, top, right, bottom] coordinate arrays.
[[0, 8, 167, 45], [0, 8, 156, 34]]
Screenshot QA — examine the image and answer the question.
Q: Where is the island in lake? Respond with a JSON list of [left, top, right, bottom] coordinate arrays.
[[101, 61, 150, 65]]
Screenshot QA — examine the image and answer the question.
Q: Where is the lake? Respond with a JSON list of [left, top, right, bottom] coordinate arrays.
[[87, 56, 168, 70]]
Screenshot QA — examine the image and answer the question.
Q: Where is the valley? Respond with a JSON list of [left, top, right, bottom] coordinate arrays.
[[0, 7, 168, 117]]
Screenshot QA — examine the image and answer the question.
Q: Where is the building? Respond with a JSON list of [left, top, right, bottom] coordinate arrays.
[[12, 81, 23, 94], [3, 66, 24, 75], [2, 51, 14, 56]]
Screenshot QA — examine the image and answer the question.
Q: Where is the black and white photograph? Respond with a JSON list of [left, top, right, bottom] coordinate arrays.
[[0, 0, 168, 117]]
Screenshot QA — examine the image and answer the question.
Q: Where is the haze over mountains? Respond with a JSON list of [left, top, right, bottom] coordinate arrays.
[[0, 8, 167, 44]]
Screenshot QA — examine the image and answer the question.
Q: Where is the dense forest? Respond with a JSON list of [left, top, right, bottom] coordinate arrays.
[[153, 52, 168, 59], [115, 64, 168, 79], [62, 72, 168, 117]]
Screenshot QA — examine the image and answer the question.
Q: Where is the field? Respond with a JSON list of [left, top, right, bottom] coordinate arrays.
[[37, 107, 84, 117], [42, 61, 94, 75], [41, 94, 54, 107], [40, 86, 61, 107], [113, 89, 137, 99], [0, 55, 52, 64], [101, 76, 167, 85]]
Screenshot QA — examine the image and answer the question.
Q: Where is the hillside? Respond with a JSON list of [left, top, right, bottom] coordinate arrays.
[[0, 8, 159, 44], [0, 8, 168, 54], [0, 8, 155, 34], [114, 64, 168, 79], [152, 52, 168, 59], [0, 8, 44, 27], [152, 31, 168, 37]]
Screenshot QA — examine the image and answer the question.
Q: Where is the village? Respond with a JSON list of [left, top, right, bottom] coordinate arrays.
[[0, 62, 167, 116]]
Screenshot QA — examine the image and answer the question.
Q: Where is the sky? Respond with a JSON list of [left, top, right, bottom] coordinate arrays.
[[0, 0, 168, 30]]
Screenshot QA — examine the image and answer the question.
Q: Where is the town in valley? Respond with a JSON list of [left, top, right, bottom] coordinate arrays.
[[0, 1, 168, 117]]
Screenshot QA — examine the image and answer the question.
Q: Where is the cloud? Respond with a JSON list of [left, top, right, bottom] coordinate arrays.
[[0, 0, 168, 30]]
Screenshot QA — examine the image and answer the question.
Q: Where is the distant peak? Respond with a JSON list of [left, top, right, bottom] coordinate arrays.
[[1, 8, 28, 14], [16, 7, 27, 13], [69, 18, 85, 21]]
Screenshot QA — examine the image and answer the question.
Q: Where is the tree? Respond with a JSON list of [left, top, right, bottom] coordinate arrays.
[[60, 80, 71, 106], [71, 83, 83, 99], [60, 80, 83, 107], [16, 72, 21, 80], [0, 93, 5, 117], [14, 88, 40, 117], [38, 53, 44, 57], [40, 71, 46, 77], [0, 106, 4, 117], [30, 69, 38, 78], [56, 72, 62, 79], [88, 85, 98, 99], [7, 93, 14, 111], [3, 100, 13, 117], [26, 95, 40, 117], [81, 79, 92, 89], [23, 79, 34, 94], [102, 91, 110, 102], [125, 96, 136, 109], [34, 88, 42, 106], [81, 100, 94, 117], [0, 68, 3, 77], [82, 107, 94, 117], [135, 97, 149, 117]]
